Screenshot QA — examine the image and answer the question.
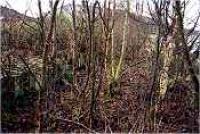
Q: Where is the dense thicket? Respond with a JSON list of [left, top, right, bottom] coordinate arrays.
[[1, 0, 199, 133]]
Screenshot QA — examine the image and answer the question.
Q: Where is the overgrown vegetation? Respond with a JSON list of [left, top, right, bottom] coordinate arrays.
[[1, 0, 199, 133]]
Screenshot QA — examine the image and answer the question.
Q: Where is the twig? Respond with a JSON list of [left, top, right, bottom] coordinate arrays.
[[50, 114, 96, 133]]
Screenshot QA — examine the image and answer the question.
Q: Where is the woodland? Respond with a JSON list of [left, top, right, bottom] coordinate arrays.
[[0, 0, 200, 133]]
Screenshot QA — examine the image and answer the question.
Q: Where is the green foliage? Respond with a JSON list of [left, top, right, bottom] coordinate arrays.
[[56, 11, 72, 36], [14, 87, 26, 107], [1, 112, 17, 123], [14, 87, 24, 99], [64, 65, 73, 83], [57, 11, 72, 26]]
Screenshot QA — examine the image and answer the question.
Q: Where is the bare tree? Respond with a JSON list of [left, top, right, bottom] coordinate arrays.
[[72, 0, 78, 92], [174, 0, 199, 103], [37, 0, 60, 132]]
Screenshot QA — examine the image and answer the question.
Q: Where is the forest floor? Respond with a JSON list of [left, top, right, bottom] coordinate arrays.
[[1, 65, 199, 133]]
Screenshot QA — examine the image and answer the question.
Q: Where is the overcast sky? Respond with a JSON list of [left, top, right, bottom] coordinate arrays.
[[0, 0, 200, 29]]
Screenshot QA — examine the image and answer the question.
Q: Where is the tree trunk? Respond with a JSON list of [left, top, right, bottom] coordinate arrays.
[[175, 0, 199, 106], [115, 0, 130, 80]]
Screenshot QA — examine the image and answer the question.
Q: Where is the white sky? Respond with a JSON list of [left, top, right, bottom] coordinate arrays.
[[0, 0, 200, 29]]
